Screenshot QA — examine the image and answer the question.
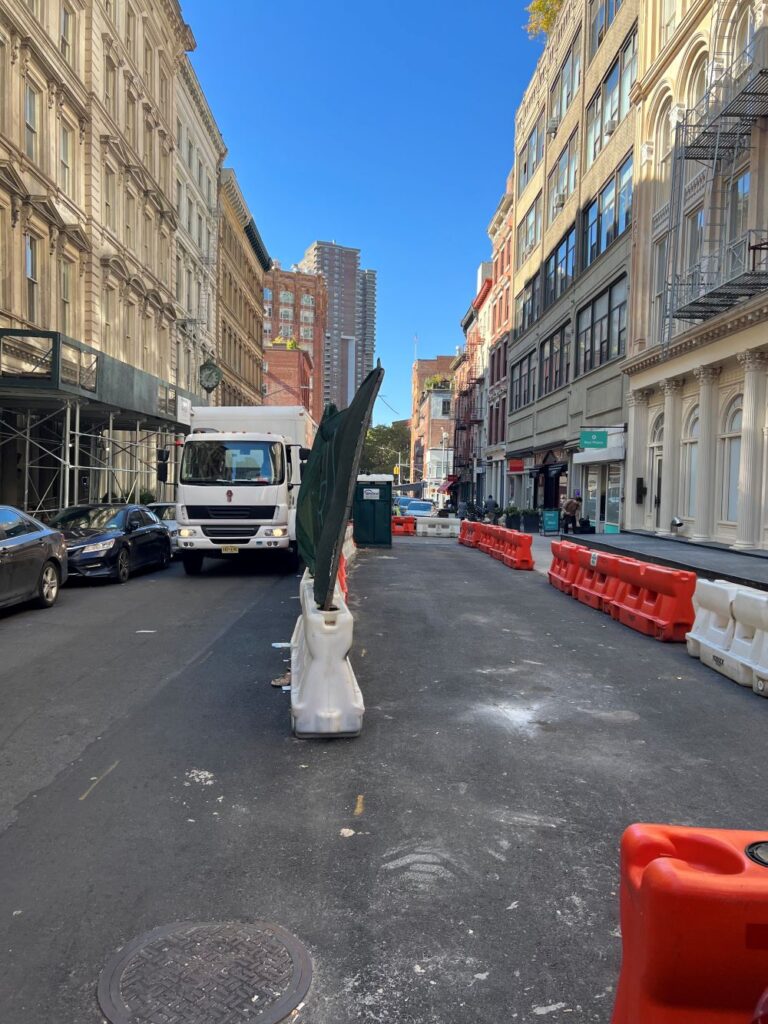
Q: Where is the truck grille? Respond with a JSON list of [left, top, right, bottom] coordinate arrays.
[[186, 505, 276, 520], [202, 527, 258, 541]]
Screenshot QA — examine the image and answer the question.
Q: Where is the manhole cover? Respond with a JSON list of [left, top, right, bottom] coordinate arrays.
[[97, 921, 312, 1024]]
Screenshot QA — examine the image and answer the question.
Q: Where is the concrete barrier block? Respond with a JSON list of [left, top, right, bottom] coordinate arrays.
[[290, 570, 364, 738]]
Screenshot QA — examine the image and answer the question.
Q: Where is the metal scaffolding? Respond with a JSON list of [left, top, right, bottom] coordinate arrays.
[[662, 7, 768, 344], [0, 401, 178, 515]]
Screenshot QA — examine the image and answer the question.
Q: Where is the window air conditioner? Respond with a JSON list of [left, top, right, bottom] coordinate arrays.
[[554, 192, 567, 210], [546, 116, 560, 136], [262, 361, 268, 373], [604, 118, 618, 136], [261, 383, 268, 395]]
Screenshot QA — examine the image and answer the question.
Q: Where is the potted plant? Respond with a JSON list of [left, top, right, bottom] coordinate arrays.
[[503, 504, 521, 530], [520, 507, 540, 533]]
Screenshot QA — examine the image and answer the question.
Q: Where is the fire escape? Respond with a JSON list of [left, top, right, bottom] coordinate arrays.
[[452, 326, 484, 497], [663, 6, 768, 341]]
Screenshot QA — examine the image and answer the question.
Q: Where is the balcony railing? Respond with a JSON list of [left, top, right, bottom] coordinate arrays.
[[673, 229, 768, 320]]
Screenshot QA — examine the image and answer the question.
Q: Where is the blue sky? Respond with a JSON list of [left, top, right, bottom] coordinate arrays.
[[183, 0, 543, 424]]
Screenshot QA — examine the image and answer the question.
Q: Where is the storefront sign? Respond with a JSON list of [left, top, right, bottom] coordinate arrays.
[[580, 429, 608, 449], [508, 458, 525, 472], [362, 488, 380, 500], [541, 509, 560, 534]]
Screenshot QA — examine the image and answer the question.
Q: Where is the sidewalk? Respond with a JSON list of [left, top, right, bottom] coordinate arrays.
[[566, 531, 768, 590]]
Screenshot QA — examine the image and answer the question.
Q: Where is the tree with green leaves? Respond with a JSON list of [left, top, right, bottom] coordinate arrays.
[[359, 421, 412, 476], [525, 0, 565, 37]]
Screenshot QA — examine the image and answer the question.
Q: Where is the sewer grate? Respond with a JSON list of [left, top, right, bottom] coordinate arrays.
[[97, 920, 312, 1024]]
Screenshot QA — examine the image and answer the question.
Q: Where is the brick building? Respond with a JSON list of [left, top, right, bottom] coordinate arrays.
[[263, 264, 327, 422], [410, 356, 455, 496], [263, 344, 313, 415]]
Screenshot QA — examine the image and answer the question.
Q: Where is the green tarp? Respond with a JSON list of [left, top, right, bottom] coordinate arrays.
[[296, 365, 384, 609]]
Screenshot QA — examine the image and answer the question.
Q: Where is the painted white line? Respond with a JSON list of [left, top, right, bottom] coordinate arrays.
[[272, 642, 291, 649]]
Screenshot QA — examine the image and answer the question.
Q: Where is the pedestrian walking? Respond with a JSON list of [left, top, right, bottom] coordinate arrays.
[[562, 495, 581, 534], [484, 494, 500, 522]]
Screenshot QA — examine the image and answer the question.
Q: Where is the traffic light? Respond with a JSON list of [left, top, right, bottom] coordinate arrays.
[[393, 465, 400, 475], [157, 448, 170, 483]]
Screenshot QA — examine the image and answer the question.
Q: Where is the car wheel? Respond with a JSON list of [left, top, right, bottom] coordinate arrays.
[[114, 547, 131, 584], [158, 541, 171, 570], [35, 560, 60, 608], [182, 553, 204, 576]]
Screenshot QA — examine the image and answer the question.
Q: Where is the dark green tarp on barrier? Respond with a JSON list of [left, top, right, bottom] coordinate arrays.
[[296, 364, 384, 610]]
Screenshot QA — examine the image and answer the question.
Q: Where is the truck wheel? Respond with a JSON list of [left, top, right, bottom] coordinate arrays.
[[182, 553, 204, 576]]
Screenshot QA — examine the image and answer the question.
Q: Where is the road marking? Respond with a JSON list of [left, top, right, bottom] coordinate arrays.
[[79, 760, 120, 801], [354, 794, 365, 817], [272, 642, 291, 649], [136, 630, 157, 634]]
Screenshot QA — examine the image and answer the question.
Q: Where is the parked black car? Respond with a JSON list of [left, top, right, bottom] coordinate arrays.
[[0, 505, 68, 611], [48, 504, 171, 583]]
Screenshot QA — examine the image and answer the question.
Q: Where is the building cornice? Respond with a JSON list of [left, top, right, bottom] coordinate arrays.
[[487, 191, 514, 239], [623, 296, 768, 375], [180, 56, 226, 157]]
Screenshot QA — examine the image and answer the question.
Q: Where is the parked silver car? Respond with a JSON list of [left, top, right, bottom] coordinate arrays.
[[0, 506, 68, 611], [147, 502, 179, 554]]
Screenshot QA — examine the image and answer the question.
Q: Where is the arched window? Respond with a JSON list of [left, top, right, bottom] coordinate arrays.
[[687, 56, 707, 111], [655, 99, 673, 207], [720, 395, 742, 522], [651, 413, 664, 445], [732, 3, 755, 62], [682, 405, 700, 517]]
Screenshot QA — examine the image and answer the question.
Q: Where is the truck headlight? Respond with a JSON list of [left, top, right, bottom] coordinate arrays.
[[272, 528, 285, 538], [179, 528, 196, 538]]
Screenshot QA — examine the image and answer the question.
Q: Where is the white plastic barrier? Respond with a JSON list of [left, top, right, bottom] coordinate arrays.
[[686, 579, 739, 661], [415, 517, 461, 538], [687, 578, 768, 694], [290, 569, 364, 738]]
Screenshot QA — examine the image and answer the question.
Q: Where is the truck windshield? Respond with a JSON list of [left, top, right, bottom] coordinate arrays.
[[180, 440, 285, 486]]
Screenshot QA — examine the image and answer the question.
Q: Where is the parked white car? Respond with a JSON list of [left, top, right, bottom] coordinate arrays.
[[147, 502, 179, 554]]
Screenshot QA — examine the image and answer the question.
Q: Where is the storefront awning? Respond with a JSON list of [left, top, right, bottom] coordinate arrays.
[[437, 475, 459, 494]]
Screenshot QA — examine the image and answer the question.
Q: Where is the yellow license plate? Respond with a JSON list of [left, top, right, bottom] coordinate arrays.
[[221, 545, 239, 554]]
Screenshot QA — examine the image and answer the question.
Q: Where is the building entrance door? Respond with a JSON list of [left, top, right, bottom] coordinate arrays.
[[652, 450, 663, 529]]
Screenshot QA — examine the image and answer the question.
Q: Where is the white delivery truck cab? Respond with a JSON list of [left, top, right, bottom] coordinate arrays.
[[175, 405, 316, 575]]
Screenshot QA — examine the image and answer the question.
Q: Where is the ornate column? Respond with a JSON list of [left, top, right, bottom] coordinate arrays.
[[734, 350, 768, 549], [691, 365, 721, 542], [626, 388, 653, 529], [658, 378, 684, 534]]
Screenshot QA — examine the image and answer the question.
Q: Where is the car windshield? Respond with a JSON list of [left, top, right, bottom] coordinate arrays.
[[150, 505, 176, 521], [180, 440, 285, 486], [50, 506, 126, 530], [410, 501, 433, 513]]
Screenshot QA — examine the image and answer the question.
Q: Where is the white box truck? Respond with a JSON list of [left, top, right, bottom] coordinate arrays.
[[175, 405, 316, 575]]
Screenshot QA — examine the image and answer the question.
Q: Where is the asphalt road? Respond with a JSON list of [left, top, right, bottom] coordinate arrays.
[[1, 539, 767, 1023]]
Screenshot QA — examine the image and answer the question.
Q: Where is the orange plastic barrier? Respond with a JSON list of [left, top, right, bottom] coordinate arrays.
[[609, 560, 696, 642], [490, 526, 507, 562], [477, 524, 493, 555], [571, 547, 626, 612], [612, 823, 768, 1024], [547, 540, 582, 594], [458, 520, 474, 546], [391, 515, 416, 536], [502, 530, 534, 571]]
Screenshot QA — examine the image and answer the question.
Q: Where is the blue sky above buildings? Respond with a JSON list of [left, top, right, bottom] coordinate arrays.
[[183, 0, 543, 424]]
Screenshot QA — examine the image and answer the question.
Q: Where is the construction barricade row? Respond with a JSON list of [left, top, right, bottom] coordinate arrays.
[[456, 522, 534, 571], [290, 569, 364, 739], [686, 578, 768, 696], [546, 540, 696, 642]]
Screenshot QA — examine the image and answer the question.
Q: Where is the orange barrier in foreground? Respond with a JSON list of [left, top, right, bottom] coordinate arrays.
[[458, 523, 534, 571], [571, 547, 627, 612], [547, 540, 581, 594], [337, 553, 348, 599], [612, 823, 768, 1024]]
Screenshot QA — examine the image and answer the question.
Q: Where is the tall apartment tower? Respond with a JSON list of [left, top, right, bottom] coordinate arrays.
[[299, 241, 376, 408]]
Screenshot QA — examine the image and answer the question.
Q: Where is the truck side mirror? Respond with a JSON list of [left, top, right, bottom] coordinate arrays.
[[157, 448, 170, 484], [299, 447, 311, 462]]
